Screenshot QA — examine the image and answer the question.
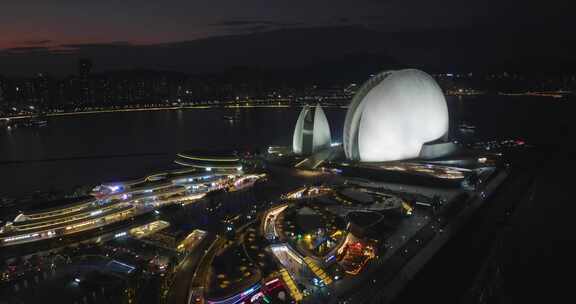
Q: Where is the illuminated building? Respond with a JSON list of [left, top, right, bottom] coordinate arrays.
[[343, 69, 450, 162], [292, 104, 331, 155], [0, 168, 244, 246], [174, 151, 243, 172], [142, 227, 206, 253]]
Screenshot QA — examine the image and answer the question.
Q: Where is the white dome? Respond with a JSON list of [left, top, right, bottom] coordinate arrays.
[[293, 104, 332, 155], [344, 69, 449, 162]]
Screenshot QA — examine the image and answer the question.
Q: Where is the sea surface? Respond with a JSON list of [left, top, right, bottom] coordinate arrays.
[[0, 95, 573, 197]]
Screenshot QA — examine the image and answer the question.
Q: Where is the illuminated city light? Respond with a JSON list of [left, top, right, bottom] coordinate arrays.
[[3, 233, 40, 242], [90, 210, 103, 216], [264, 278, 280, 286], [241, 284, 260, 297], [250, 292, 264, 302], [108, 185, 121, 192]]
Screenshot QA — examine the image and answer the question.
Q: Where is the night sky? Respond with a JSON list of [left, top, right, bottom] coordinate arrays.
[[1, 0, 574, 75]]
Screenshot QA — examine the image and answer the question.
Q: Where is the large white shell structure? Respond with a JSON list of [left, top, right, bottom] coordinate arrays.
[[343, 69, 449, 162]]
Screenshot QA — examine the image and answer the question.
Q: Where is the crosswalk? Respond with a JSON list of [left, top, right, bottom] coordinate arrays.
[[303, 257, 333, 285], [279, 268, 303, 302]]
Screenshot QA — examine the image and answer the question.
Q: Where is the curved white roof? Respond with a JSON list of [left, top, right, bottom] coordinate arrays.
[[293, 104, 332, 155], [292, 105, 309, 155], [344, 69, 448, 162]]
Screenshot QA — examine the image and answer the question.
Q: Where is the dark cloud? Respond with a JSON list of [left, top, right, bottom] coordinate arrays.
[[1, 41, 135, 56], [2, 46, 51, 54], [21, 39, 52, 45], [362, 15, 387, 20], [210, 19, 302, 34], [211, 20, 297, 27], [243, 25, 273, 33], [59, 41, 133, 49], [48, 49, 77, 55]]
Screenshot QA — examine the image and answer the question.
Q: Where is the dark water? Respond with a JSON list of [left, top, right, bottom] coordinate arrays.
[[0, 95, 573, 197], [0, 107, 346, 196]]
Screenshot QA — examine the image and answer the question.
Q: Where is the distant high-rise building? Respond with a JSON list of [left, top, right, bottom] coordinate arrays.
[[34, 73, 51, 107], [14, 79, 36, 105], [78, 58, 93, 103], [0, 77, 5, 103], [78, 58, 92, 79]]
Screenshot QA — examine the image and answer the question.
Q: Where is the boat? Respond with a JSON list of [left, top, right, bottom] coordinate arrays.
[[223, 114, 240, 122], [458, 122, 476, 134], [23, 113, 48, 128]]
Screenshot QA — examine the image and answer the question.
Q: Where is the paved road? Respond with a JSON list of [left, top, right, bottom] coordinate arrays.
[[166, 234, 215, 304]]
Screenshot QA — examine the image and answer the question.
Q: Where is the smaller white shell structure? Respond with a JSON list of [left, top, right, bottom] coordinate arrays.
[[293, 104, 332, 155]]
